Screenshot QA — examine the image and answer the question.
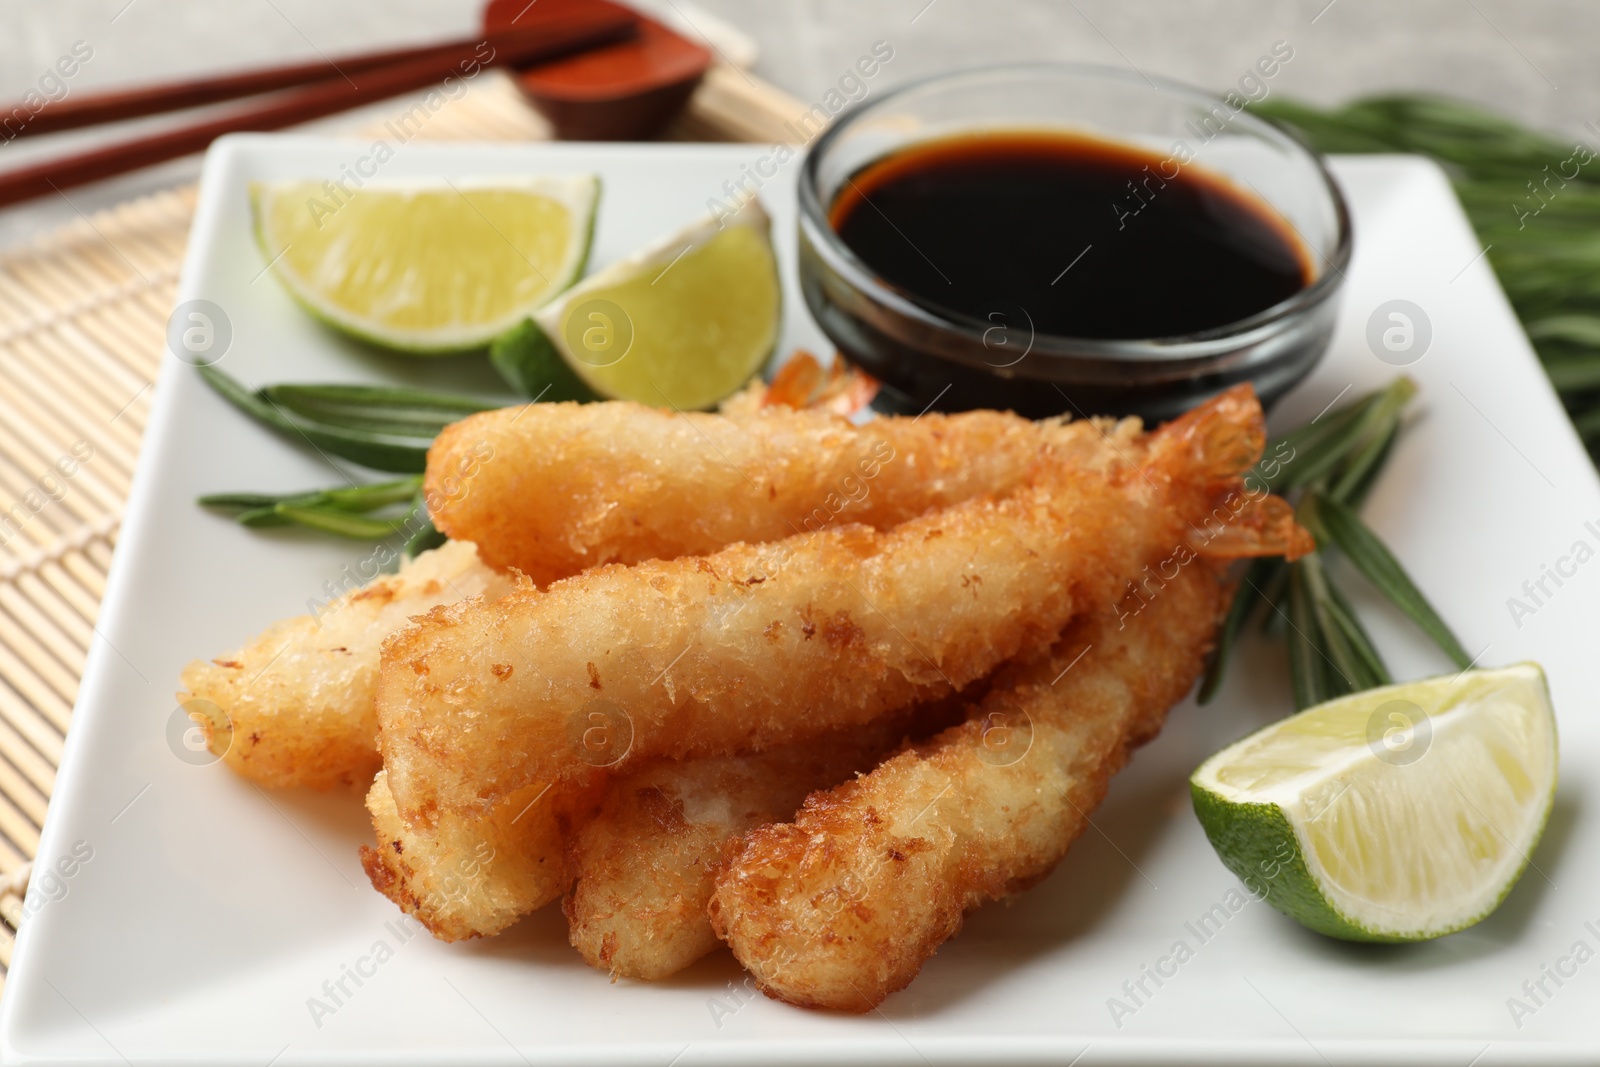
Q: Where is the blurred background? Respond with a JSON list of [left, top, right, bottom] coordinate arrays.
[[0, 0, 1592, 245]]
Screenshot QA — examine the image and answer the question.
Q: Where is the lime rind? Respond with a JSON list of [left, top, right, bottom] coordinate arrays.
[[1192, 784, 1554, 942], [250, 175, 600, 354], [1193, 789, 1434, 942], [1191, 663, 1558, 942], [530, 196, 780, 409], [489, 318, 597, 403]]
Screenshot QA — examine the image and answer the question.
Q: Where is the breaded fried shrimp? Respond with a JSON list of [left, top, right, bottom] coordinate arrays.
[[427, 399, 1135, 583], [709, 563, 1229, 1011], [564, 703, 964, 980], [377, 386, 1305, 823], [359, 769, 604, 941], [178, 540, 511, 790]]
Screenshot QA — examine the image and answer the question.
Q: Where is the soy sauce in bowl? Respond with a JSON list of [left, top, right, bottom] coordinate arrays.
[[796, 64, 1352, 422], [828, 131, 1313, 341]]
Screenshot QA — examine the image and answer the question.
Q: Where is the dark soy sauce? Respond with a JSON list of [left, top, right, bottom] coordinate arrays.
[[830, 130, 1312, 340]]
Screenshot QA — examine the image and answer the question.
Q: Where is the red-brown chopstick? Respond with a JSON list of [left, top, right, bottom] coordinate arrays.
[[5, 29, 633, 140], [0, 13, 635, 209]]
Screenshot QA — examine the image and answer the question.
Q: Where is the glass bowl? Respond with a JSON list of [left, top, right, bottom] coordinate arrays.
[[797, 63, 1352, 421]]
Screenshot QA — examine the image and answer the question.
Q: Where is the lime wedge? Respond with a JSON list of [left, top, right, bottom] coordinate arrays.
[[528, 197, 780, 410], [250, 176, 598, 353], [1191, 664, 1558, 941]]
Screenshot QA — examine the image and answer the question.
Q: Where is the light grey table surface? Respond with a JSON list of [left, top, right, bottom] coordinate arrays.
[[0, 0, 1591, 249]]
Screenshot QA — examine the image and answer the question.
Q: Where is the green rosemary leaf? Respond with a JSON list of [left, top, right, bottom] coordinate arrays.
[[1252, 94, 1600, 466], [199, 478, 422, 515], [262, 384, 491, 437], [1328, 418, 1400, 506], [320, 476, 424, 513], [1279, 378, 1416, 494], [1543, 356, 1600, 395], [236, 505, 292, 527], [198, 365, 430, 472], [1570, 406, 1600, 441], [273, 504, 405, 540], [1252, 99, 1405, 155], [1312, 96, 1578, 183], [197, 491, 295, 509], [1334, 426, 1399, 511], [1258, 559, 1292, 636], [1286, 562, 1329, 711], [265, 382, 491, 414], [1299, 551, 1378, 692], [1322, 574, 1393, 687], [1526, 315, 1600, 347], [1314, 494, 1473, 669], [1198, 557, 1281, 704], [1260, 393, 1376, 493]]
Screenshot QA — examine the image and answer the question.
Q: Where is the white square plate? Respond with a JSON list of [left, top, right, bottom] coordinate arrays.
[[4, 137, 1598, 1066]]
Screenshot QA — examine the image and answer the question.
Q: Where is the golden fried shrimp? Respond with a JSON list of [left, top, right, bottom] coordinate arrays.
[[708, 562, 1229, 1012], [378, 386, 1306, 824], [359, 769, 604, 941], [178, 540, 511, 790], [563, 702, 965, 981], [426, 398, 1134, 584]]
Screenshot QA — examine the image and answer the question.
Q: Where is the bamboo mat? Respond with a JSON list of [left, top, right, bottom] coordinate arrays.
[[0, 63, 802, 994]]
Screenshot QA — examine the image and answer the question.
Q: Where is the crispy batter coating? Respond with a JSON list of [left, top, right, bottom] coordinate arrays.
[[564, 748, 879, 980], [563, 701, 966, 980], [177, 540, 511, 790], [378, 386, 1301, 825], [359, 769, 604, 941], [426, 399, 1133, 584], [708, 563, 1228, 1012], [184, 406, 1111, 790]]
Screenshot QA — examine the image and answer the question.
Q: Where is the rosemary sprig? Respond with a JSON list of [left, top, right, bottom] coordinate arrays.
[[1311, 494, 1472, 668], [197, 366, 510, 548], [1199, 379, 1471, 708], [199, 366, 450, 473], [1254, 94, 1600, 463], [260, 383, 492, 438], [200, 476, 427, 540], [271, 504, 411, 540], [194, 321, 597, 552]]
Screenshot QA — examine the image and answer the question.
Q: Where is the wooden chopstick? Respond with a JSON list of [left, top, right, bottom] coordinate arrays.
[[0, 13, 635, 210], [4, 31, 633, 140]]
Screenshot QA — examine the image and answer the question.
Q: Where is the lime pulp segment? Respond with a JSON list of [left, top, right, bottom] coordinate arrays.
[[251, 176, 598, 353], [533, 197, 780, 410]]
